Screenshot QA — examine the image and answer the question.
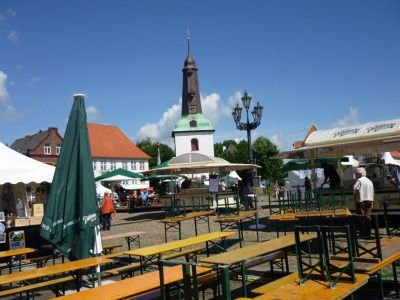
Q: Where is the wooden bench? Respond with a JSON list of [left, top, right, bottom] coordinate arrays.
[[22, 254, 57, 268], [214, 210, 259, 247], [161, 210, 213, 241], [102, 243, 123, 255], [54, 265, 212, 300], [163, 246, 204, 261], [105, 262, 142, 279], [0, 275, 74, 298], [239, 272, 369, 300]]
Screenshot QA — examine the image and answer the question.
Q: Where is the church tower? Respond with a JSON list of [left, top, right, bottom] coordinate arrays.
[[172, 35, 215, 157]]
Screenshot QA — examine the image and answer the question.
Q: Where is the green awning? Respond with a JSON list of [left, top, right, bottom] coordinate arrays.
[[95, 168, 143, 181], [282, 158, 337, 171]]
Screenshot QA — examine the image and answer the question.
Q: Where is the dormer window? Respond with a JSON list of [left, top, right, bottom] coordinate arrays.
[[44, 144, 51, 155], [190, 120, 197, 127]]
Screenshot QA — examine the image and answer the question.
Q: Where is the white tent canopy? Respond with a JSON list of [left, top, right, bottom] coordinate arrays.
[[96, 182, 112, 197], [274, 119, 400, 160], [0, 141, 55, 184], [381, 152, 400, 166], [228, 171, 242, 181]]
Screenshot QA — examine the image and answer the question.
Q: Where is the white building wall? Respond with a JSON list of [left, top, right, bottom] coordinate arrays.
[[92, 159, 149, 177], [174, 131, 214, 157]]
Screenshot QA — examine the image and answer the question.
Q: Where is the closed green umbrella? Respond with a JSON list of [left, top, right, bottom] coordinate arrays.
[[40, 94, 101, 260]]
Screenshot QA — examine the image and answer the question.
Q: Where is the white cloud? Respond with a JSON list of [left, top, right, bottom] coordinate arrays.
[[7, 30, 18, 43], [136, 102, 181, 146], [0, 71, 9, 104], [332, 107, 359, 127], [86, 105, 100, 122], [201, 93, 231, 125], [136, 92, 232, 146], [0, 104, 20, 120], [269, 132, 291, 151], [228, 91, 242, 107], [0, 70, 21, 120]]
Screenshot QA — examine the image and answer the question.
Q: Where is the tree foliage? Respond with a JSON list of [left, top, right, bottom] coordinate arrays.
[[252, 136, 285, 185], [136, 138, 174, 168], [215, 136, 285, 185]]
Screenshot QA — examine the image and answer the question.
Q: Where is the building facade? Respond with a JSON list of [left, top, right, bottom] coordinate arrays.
[[172, 48, 215, 157], [10, 127, 63, 165], [88, 124, 150, 186]]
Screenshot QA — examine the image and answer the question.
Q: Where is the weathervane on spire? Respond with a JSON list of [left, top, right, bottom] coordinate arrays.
[[186, 25, 191, 56]]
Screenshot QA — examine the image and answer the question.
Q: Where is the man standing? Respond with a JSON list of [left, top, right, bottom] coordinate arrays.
[[100, 191, 116, 231], [353, 167, 374, 238]]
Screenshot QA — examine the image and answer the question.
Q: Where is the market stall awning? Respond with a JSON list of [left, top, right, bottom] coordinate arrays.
[[143, 152, 259, 175], [95, 168, 143, 182], [274, 119, 400, 160], [119, 183, 149, 190], [0, 141, 55, 184]]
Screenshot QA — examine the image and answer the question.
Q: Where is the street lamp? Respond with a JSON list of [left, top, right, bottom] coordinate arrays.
[[232, 90, 263, 186]]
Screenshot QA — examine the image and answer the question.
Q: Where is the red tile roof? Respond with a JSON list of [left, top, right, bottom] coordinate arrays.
[[88, 124, 150, 159]]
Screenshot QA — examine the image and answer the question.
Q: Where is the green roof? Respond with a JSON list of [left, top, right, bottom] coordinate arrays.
[[172, 114, 214, 133]]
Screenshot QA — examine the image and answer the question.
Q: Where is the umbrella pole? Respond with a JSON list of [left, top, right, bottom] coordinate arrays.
[[96, 265, 101, 286]]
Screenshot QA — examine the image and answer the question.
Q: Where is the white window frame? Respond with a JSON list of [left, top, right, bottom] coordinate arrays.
[[139, 161, 145, 170], [100, 161, 107, 171], [111, 161, 116, 171], [56, 145, 61, 155], [44, 144, 51, 155], [122, 161, 128, 170], [131, 161, 137, 171], [93, 161, 97, 171]]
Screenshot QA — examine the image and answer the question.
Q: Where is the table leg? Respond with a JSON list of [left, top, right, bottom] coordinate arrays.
[[221, 266, 231, 300]]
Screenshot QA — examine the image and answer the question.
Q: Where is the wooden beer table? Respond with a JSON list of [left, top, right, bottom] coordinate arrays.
[[0, 247, 36, 273], [124, 231, 235, 269], [200, 233, 317, 298]]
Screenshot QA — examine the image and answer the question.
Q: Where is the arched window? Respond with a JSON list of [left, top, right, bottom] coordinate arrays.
[[191, 138, 199, 151]]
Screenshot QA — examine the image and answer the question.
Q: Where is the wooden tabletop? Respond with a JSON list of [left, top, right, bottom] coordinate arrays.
[[237, 273, 369, 300], [0, 256, 112, 285], [101, 231, 145, 241], [124, 231, 235, 257], [54, 265, 211, 300], [200, 233, 317, 265], [0, 247, 36, 258]]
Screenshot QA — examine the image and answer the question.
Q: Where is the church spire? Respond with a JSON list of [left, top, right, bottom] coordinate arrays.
[[181, 29, 202, 116]]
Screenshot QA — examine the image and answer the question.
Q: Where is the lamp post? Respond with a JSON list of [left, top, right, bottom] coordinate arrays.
[[232, 90, 263, 187]]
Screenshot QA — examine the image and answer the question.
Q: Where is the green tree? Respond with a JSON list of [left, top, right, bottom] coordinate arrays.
[[214, 140, 248, 163], [136, 138, 174, 169], [252, 136, 285, 185]]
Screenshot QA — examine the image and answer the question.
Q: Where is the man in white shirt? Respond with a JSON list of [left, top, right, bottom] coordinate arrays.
[[353, 167, 374, 238]]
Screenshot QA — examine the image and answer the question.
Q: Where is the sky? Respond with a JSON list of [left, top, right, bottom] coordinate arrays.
[[0, 1, 399, 151]]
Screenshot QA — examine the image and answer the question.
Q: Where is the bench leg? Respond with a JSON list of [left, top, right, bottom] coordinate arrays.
[[241, 262, 248, 297], [255, 215, 260, 242], [194, 217, 198, 236], [393, 261, 399, 298], [238, 221, 243, 248], [164, 223, 168, 242], [377, 272, 384, 300]]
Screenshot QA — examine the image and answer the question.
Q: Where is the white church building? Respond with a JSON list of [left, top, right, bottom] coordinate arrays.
[[172, 46, 215, 157]]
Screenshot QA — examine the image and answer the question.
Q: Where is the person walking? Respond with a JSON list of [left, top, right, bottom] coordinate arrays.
[[353, 167, 374, 238], [100, 191, 116, 231]]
